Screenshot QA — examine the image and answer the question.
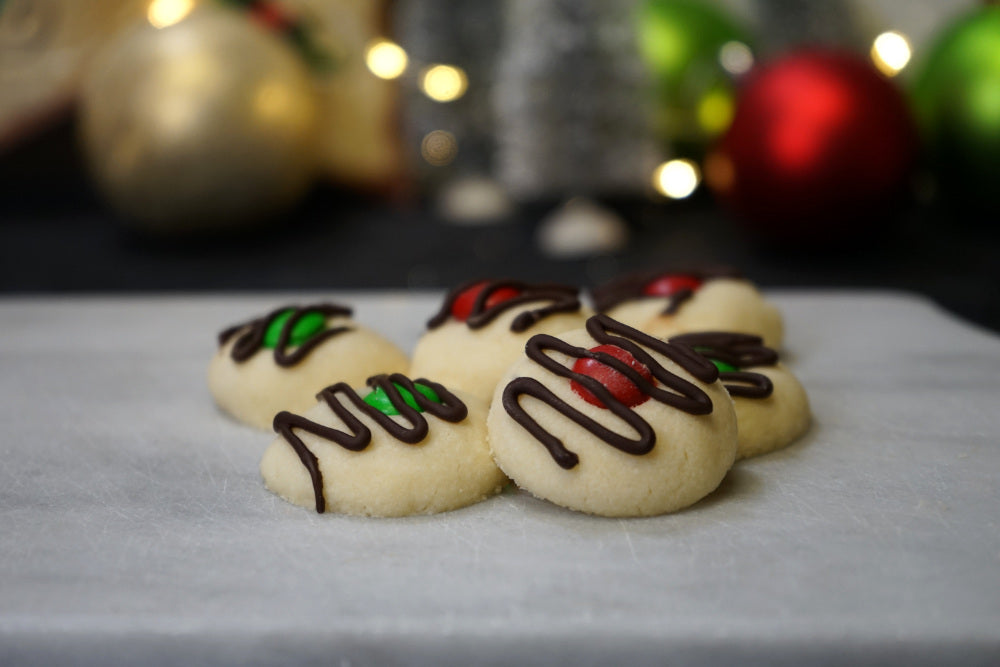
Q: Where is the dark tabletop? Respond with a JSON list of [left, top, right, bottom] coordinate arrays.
[[3, 119, 999, 335]]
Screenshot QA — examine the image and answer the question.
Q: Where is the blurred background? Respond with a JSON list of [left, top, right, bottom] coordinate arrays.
[[1, 0, 998, 332]]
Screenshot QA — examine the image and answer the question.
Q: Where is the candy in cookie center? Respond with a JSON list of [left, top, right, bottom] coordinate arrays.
[[450, 281, 521, 321], [642, 274, 702, 298], [570, 344, 655, 409], [710, 359, 738, 373], [364, 382, 442, 415], [263, 309, 328, 348], [692, 347, 739, 373]]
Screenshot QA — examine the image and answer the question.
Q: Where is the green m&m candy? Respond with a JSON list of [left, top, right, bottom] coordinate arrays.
[[693, 346, 738, 373], [364, 383, 441, 415], [710, 358, 738, 373], [263, 309, 327, 348]]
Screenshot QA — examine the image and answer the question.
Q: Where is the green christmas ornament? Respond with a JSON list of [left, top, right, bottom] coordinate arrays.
[[635, 0, 755, 152], [911, 6, 1000, 212]]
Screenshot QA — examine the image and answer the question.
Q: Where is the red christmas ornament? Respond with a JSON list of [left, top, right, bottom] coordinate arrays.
[[706, 50, 918, 241]]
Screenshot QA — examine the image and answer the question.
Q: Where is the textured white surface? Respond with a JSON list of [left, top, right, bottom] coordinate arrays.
[[1, 291, 999, 666]]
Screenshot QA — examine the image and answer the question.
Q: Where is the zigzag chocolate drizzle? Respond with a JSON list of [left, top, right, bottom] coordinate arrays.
[[427, 280, 581, 333], [219, 303, 353, 367], [273, 374, 468, 513], [591, 267, 742, 315], [669, 332, 776, 399], [502, 314, 719, 470]]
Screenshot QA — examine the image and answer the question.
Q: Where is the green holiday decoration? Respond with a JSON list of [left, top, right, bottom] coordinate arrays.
[[635, 0, 754, 153], [911, 6, 1000, 213]]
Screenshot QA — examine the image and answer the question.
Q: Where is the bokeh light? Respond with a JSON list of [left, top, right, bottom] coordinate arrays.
[[653, 159, 701, 199], [147, 0, 195, 29], [697, 88, 734, 134], [421, 130, 458, 166], [420, 65, 468, 102], [365, 39, 408, 80], [871, 31, 912, 76], [719, 40, 754, 76]]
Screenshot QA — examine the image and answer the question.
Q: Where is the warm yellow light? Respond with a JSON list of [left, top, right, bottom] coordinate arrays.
[[421, 130, 458, 166], [254, 81, 295, 122], [697, 89, 734, 135], [147, 0, 195, 29], [365, 39, 408, 80], [871, 31, 911, 76], [653, 159, 700, 199], [420, 65, 468, 103], [718, 41, 754, 76]]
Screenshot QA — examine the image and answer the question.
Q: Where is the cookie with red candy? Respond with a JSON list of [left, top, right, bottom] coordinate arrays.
[[409, 280, 589, 400], [487, 314, 737, 517], [591, 268, 784, 348]]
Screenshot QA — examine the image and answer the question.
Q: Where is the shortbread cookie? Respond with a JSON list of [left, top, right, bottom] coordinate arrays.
[[409, 280, 588, 400], [592, 268, 783, 347], [208, 303, 409, 430], [487, 314, 738, 517], [670, 332, 810, 459], [260, 373, 506, 516]]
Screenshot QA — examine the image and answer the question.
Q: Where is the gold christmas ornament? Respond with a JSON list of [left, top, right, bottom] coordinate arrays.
[[78, 5, 319, 232]]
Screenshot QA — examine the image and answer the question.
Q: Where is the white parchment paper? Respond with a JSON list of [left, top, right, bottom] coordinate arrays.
[[1, 291, 998, 666]]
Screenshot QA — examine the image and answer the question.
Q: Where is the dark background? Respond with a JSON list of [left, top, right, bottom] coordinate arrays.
[[2, 116, 999, 334]]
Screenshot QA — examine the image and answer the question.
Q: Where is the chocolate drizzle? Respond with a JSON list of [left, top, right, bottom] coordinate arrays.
[[427, 280, 581, 333], [669, 332, 777, 399], [272, 374, 468, 513], [218, 303, 353, 367], [502, 314, 719, 470], [590, 267, 742, 315]]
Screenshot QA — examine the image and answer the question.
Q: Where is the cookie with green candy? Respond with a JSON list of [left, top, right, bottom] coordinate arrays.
[[260, 373, 506, 516], [669, 332, 810, 459], [208, 303, 409, 430]]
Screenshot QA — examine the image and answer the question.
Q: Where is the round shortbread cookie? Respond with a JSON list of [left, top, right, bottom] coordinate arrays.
[[593, 270, 783, 348], [730, 363, 810, 459], [260, 374, 506, 516], [410, 280, 589, 400], [670, 332, 811, 459], [208, 303, 409, 430], [487, 315, 738, 517]]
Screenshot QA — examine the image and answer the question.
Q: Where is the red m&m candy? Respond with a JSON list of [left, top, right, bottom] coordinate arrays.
[[642, 274, 702, 298], [451, 282, 521, 321], [571, 345, 655, 408]]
